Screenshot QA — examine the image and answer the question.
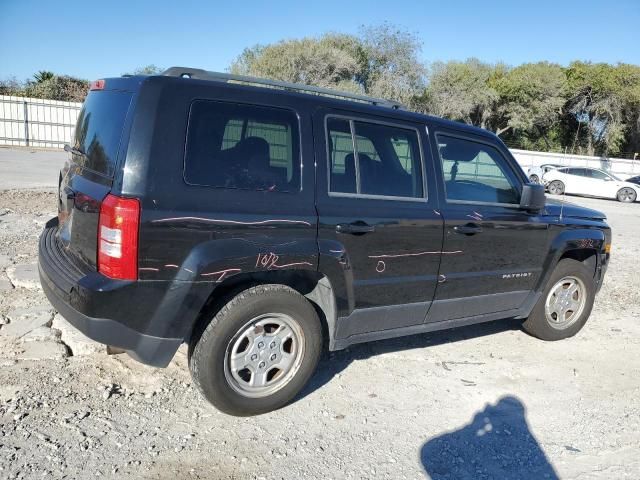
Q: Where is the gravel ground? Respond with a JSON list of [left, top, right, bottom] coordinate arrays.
[[0, 189, 639, 480]]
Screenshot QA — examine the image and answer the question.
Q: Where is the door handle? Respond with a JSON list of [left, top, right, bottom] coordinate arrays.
[[336, 222, 375, 235], [453, 223, 483, 235]]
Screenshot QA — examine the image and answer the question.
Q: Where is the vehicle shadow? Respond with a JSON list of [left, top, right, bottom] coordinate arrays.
[[298, 317, 522, 400], [420, 395, 559, 479]]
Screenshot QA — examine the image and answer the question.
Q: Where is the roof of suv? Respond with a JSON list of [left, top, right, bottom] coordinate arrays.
[[108, 67, 499, 142]]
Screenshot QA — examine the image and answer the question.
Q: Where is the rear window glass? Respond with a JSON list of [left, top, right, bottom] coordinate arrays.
[[184, 100, 300, 192], [73, 91, 132, 176]]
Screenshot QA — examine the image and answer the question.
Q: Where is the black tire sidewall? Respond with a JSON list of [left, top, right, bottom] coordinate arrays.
[[524, 259, 596, 340], [189, 285, 322, 416]]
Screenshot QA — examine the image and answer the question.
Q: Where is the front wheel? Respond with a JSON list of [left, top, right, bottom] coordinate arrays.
[[188, 284, 322, 416], [529, 174, 540, 184], [547, 180, 565, 195], [617, 187, 637, 203], [522, 258, 595, 341]]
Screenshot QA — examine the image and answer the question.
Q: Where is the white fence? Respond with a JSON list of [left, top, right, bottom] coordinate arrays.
[[511, 149, 640, 179], [0, 95, 82, 149]]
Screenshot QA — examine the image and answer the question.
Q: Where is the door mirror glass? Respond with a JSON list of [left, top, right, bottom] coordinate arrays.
[[520, 183, 546, 212]]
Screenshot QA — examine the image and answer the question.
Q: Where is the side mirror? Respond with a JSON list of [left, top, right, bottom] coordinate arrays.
[[520, 183, 546, 212]]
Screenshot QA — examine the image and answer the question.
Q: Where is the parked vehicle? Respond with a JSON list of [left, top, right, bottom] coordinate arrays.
[[526, 163, 564, 184], [39, 68, 611, 416], [543, 167, 640, 203], [626, 175, 640, 186]]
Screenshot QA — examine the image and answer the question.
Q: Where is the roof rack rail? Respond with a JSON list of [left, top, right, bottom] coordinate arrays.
[[161, 67, 403, 110]]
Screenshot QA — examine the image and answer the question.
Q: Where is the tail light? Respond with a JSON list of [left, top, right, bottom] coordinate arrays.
[[90, 79, 105, 90], [98, 194, 140, 280]]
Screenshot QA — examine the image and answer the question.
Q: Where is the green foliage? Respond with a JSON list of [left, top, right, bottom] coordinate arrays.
[[421, 58, 498, 128], [230, 23, 426, 105], [125, 64, 164, 75], [25, 75, 89, 102], [33, 71, 55, 83], [2, 25, 639, 158]]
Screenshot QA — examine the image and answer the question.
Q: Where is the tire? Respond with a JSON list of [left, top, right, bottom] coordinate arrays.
[[522, 258, 595, 341], [547, 180, 565, 195], [529, 174, 540, 184], [616, 187, 637, 203], [188, 284, 322, 416]]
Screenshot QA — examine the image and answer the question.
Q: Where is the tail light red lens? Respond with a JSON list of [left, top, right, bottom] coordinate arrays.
[[90, 79, 105, 90], [98, 194, 140, 280]]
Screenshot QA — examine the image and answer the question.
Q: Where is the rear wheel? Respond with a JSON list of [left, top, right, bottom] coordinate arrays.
[[188, 284, 322, 416], [547, 180, 565, 195], [529, 174, 540, 184], [616, 187, 637, 203], [523, 259, 595, 341]]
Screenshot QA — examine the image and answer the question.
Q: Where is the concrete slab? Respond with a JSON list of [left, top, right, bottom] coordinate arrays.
[[0, 307, 52, 338], [52, 314, 106, 356], [0, 254, 12, 270], [0, 278, 12, 291], [0, 148, 66, 190], [6, 263, 40, 290], [16, 340, 68, 361], [22, 326, 61, 342]]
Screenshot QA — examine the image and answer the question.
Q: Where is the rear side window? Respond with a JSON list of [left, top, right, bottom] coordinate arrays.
[[184, 101, 300, 192], [73, 91, 132, 176], [327, 117, 423, 199]]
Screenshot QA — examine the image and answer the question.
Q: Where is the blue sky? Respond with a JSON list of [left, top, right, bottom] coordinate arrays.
[[1, 0, 638, 81]]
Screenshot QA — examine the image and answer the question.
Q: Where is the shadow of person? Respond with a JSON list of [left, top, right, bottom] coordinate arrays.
[[420, 396, 559, 480]]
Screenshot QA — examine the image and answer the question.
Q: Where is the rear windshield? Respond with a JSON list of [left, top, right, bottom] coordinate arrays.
[[73, 91, 132, 176]]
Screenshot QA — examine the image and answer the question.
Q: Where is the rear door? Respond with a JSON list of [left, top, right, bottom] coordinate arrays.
[[314, 108, 443, 339], [427, 129, 549, 323], [57, 87, 134, 269]]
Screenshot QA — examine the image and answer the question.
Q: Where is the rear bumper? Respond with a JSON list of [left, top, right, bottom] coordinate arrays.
[[38, 225, 186, 367]]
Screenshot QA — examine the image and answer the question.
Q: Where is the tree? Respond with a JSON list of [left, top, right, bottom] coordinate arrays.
[[357, 24, 427, 106], [492, 62, 568, 149], [0, 77, 23, 96], [125, 64, 163, 75], [564, 62, 632, 156], [229, 24, 427, 105], [25, 75, 89, 102], [422, 58, 499, 129], [33, 71, 55, 83]]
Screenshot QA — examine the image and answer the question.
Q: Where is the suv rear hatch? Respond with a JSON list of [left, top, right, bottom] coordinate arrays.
[[56, 85, 134, 272]]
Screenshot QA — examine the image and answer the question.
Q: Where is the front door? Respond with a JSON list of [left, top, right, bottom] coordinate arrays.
[[314, 109, 443, 340], [427, 129, 550, 323]]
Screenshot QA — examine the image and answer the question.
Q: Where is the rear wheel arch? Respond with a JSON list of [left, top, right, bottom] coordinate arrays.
[[188, 270, 337, 350]]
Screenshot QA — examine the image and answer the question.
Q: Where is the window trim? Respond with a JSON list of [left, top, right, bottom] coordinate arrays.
[[183, 99, 303, 193], [324, 114, 428, 203], [434, 131, 524, 208]]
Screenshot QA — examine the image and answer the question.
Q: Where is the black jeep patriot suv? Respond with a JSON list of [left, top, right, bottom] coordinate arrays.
[[39, 68, 611, 416]]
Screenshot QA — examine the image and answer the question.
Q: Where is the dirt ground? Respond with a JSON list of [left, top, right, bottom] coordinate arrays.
[[0, 189, 639, 480]]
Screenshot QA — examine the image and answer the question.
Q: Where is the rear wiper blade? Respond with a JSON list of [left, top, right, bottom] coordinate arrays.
[[64, 144, 87, 158]]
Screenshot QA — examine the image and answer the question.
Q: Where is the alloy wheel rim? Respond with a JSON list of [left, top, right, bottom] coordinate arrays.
[[224, 313, 305, 398], [549, 182, 562, 195], [544, 276, 587, 329], [619, 188, 635, 202]]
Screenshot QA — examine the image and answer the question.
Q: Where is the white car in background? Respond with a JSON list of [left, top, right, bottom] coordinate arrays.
[[526, 163, 564, 184], [543, 167, 640, 203]]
